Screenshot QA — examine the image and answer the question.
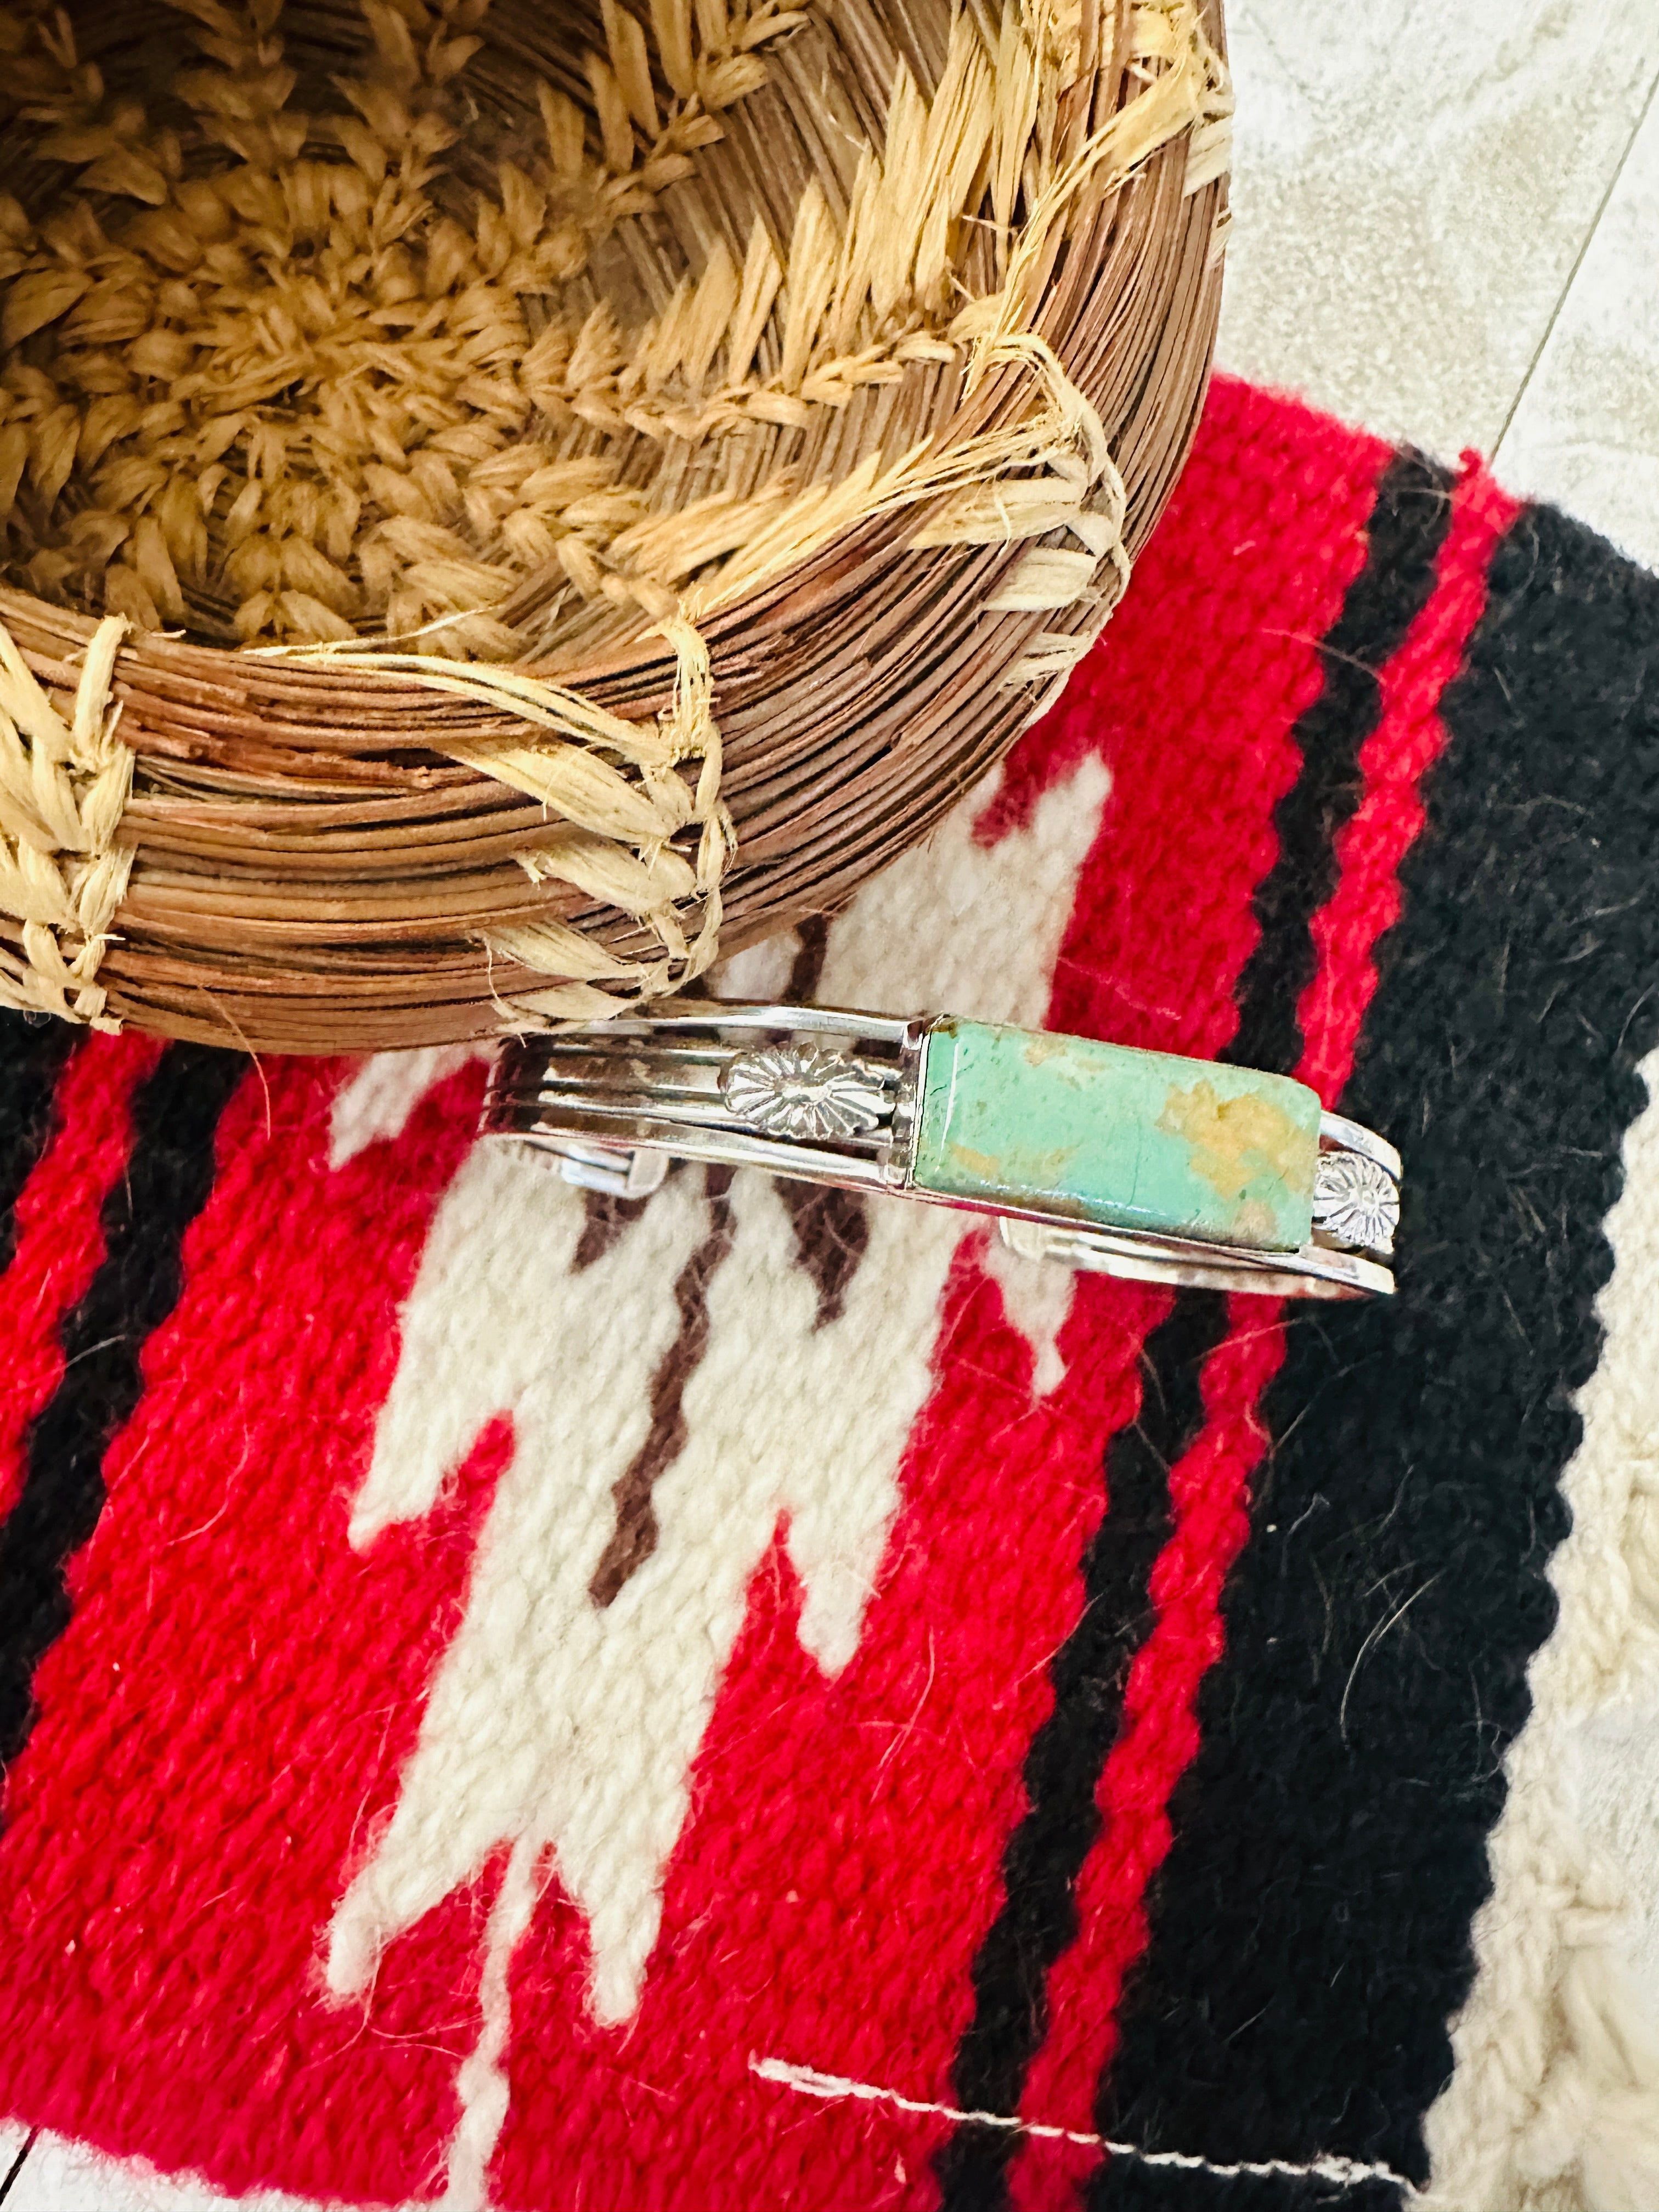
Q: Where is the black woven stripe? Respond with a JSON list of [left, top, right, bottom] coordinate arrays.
[[0, 1017, 78, 1278], [1224, 450, 1454, 1076], [935, 1290, 1228, 2210], [0, 1043, 245, 1780], [935, 446, 1456, 2212], [1090, 505, 1659, 2203]]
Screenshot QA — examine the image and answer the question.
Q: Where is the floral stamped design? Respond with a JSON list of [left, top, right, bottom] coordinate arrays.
[[721, 1045, 891, 1143], [1313, 1149, 1401, 1256]]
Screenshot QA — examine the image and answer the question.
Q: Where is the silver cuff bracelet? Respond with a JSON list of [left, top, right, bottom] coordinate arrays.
[[482, 1003, 1402, 1300]]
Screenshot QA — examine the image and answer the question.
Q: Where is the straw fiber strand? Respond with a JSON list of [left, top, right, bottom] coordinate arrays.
[[0, 0, 1226, 1051]]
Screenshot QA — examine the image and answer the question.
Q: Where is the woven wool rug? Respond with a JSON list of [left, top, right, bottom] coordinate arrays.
[[2, 376, 1658, 2212]]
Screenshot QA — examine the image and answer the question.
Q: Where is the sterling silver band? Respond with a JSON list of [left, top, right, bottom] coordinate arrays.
[[482, 1004, 1401, 1300]]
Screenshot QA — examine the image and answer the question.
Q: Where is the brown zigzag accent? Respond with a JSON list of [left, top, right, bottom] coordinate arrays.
[[783, 915, 832, 1002], [586, 908, 878, 1599], [774, 1183, 872, 1330], [573, 1188, 655, 1273], [589, 1166, 737, 1609]]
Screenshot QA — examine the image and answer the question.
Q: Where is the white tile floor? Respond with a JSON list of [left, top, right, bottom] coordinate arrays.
[[1217, 0, 1659, 568], [1494, 68, 1659, 568], [5, 7, 1659, 2208]]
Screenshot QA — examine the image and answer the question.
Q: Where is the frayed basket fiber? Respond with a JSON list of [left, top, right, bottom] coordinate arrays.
[[0, 0, 1228, 1053]]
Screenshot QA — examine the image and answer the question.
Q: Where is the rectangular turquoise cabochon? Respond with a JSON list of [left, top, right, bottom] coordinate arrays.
[[913, 1020, 1322, 1252]]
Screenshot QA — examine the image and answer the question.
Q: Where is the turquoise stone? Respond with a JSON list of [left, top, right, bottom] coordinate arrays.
[[913, 1020, 1321, 1251]]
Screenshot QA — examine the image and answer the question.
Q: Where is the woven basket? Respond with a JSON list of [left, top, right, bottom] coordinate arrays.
[[0, 0, 1229, 1053]]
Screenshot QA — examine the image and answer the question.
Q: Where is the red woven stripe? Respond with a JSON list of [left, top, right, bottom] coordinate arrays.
[[0, 1040, 161, 1532], [1299, 461, 1525, 1105], [1003, 458, 1520, 2205], [1008, 1313, 1286, 2210]]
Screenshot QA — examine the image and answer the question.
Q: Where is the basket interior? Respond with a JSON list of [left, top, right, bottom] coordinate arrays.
[[0, 0, 1113, 666]]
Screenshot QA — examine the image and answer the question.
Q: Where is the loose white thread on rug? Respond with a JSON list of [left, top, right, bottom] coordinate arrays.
[[325, 755, 1110, 2197], [748, 2057, 1418, 2192], [1423, 1042, 1659, 2212]]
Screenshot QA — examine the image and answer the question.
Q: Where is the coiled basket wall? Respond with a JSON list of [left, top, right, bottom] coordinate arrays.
[[0, 0, 1229, 1052]]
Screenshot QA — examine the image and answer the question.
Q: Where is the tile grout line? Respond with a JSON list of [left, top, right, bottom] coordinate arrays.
[[0, 2131, 36, 2207], [1491, 59, 1659, 469]]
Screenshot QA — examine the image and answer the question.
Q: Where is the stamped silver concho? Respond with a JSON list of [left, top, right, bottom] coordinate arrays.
[[1312, 1148, 1400, 1256], [720, 1043, 889, 1142], [482, 1005, 1403, 1301]]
